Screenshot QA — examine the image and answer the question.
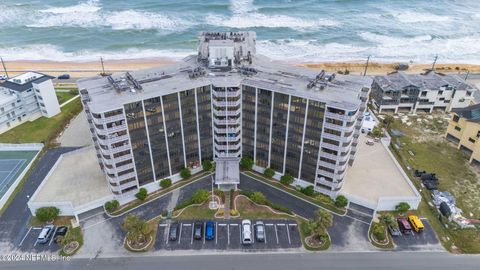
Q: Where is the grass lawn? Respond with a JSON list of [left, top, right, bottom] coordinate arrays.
[[55, 90, 78, 105], [0, 98, 82, 144], [59, 226, 83, 256], [235, 196, 295, 220], [174, 202, 217, 220], [29, 216, 73, 227], [388, 115, 480, 253]]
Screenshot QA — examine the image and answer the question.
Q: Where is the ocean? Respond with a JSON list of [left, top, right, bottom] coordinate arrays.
[[1, 0, 480, 63]]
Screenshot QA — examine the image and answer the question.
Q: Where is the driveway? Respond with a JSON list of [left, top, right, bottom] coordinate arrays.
[[238, 174, 374, 251], [78, 175, 212, 258], [0, 147, 79, 253]]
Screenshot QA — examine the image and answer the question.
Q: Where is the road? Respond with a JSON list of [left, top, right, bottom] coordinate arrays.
[[0, 252, 479, 270]]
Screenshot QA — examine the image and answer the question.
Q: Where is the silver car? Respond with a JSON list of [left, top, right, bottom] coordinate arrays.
[[255, 221, 265, 242], [242, 219, 252, 245]]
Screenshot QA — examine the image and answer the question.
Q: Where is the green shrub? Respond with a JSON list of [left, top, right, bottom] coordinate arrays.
[[280, 174, 294, 186], [35, 207, 60, 222], [240, 156, 254, 170], [174, 199, 193, 210], [250, 192, 267, 205], [159, 178, 172, 189], [300, 185, 315, 196], [269, 203, 293, 215], [239, 189, 253, 198], [202, 160, 213, 171], [372, 222, 386, 241], [214, 188, 225, 202], [104, 200, 120, 213], [180, 167, 191, 179], [191, 189, 209, 204], [263, 168, 275, 178], [395, 202, 410, 214], [135, 188, 148, 201], [315, 194, 335, 205], [335, 195, 348, 208]]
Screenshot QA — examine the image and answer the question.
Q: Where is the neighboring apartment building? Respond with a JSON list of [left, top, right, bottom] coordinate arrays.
[[445, 103, 480, 164], [0, 72, 60, 134], [372, 71, 477, 114], [77, 31, 371, 198]]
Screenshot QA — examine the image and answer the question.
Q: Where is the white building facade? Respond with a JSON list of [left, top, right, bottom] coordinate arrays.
[[0, 72, 60, 134]]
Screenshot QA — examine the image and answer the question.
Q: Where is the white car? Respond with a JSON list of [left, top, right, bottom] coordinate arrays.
[[241, 219, 252, 245], [0, 75, 7, 80]]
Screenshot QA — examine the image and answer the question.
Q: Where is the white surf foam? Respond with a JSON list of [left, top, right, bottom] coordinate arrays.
[[0, 44, 194, 62], [206, 13, 339, 29], [230, 0, 257, 15], [40, 0, 101, 14], [359, 32, 432, 45], [392, 11, 451, 23], [105, 10, 189, 30]]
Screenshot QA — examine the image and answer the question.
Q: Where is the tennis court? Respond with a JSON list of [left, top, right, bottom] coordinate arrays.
[[0, 151, 38, 200]]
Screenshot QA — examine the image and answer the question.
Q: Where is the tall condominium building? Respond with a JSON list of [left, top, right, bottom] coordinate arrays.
[[77, 31, 371, 197], [0, 72, 60, 134], [372, 71, 477, 114]]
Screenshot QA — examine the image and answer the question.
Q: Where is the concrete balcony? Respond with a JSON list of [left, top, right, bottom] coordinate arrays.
[[92, 113, 125, 125], [212, 99, 241, 107], [214, 126, 241, 134], [317, 170, 335, 179], [110, 144, 131, 154], [323, 122, 344, 131], [213, 90, 241, 98], [317, 160, 337, 170], [215, 136, 241, 143], [214, 118, 240, 126], [215, 144, 241, 151], [319, 152, 338, 160], [116, 171, 137, 182], [325, 111, 358, 122], [95, 124, 127, 136], [213, 108, 241, 117]]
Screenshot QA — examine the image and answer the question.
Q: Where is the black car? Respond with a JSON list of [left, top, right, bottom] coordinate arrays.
[[57, 74, 70, 80], [193, 221, 203, 240], [54, 226, 68, 243], [169, 222, 179, 241]]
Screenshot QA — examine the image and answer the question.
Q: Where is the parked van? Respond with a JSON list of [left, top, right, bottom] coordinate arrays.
[[408, 215, 424, 233], [397, 217, 412, 235], [37, 225, 55, 244]]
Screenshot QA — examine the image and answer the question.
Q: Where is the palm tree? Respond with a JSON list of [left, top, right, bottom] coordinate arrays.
[[122, 214, 151, 244], [315, 209, 333, 230]]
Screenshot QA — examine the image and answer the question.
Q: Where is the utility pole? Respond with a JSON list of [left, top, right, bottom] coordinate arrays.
[[363, 55, 370, 76], [100, 57, 106, 76], [0, 56, 9, 79], [431, 55, 438, 71], [464, 71, 470, 81]]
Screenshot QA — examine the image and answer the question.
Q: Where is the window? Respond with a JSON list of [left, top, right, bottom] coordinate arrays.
[[421, 91, 427, 97], [439, 97, 445, 101], [438, 91, 443, 96], [477, 131, 480, 138], [452, 115, 459, 122], [467, 91, 472, 97], [454, 126, 461, 131], [469, 138, 476, 144]]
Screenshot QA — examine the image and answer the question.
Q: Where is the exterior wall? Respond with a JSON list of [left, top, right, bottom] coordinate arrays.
[[0, 77, 58, 134], [33, 79, 60, 117], [445, 113, 480, 163]]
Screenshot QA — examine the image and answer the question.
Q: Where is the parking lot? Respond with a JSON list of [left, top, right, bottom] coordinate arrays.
[[155, 219, 302, 251], [17, 226, 62, 253], [392, 219, 440, 250]]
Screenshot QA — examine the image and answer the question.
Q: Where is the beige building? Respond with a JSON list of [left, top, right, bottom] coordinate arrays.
[[445, 103, 480, 164]]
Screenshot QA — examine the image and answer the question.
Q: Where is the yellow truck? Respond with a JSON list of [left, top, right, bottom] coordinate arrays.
[[408, 215, 424, 232]]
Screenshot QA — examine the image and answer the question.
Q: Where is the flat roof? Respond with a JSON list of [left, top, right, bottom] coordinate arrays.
[[341, 134, 417, 205], [78, 54, 371, 113], [0, 72, 54, 92], [374, 71, 477, 92], [31, 147, 110, 208]]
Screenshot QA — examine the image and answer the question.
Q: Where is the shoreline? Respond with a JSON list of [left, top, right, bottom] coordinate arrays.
[[2, 59, 479, 78]]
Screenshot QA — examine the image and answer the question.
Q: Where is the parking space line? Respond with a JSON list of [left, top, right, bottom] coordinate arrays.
[[277, 223, 285, 226], [264, 228, 267, 244], [218, 224, 226, 226], [203, 222, 206, 244], [19, 227, 32, 247], [227, 224, 230, 246], [183, 223, 192, 226], [289, 224, 297, 226], [48, 227, 58, 246], [191, 223, 194, 245], [33, 239, 38, 247], [239, 224, 242, 243], [230, 223, 238, 226], [215, 222, 218, 245], [274, 224, 279, 244], [165, 224, 170, 244], [286, 224, 291, 245], [178, 223, 183, 244], [265, 223, 274, 226], [252, 224, 254, 244], [159, 224, 168, 227]]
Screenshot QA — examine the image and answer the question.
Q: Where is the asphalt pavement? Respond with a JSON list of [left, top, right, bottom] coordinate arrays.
[[0, 252, 477, 270], [0, 147, 79, 249]]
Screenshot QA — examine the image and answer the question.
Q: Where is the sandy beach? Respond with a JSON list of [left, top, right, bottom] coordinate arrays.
[[2, 59, 479, 78]]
